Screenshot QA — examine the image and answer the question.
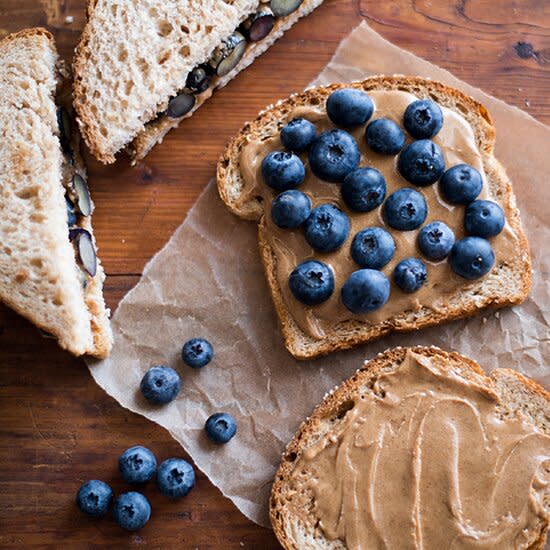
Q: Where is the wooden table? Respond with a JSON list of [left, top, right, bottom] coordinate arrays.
[[1, 0, 549, 547]]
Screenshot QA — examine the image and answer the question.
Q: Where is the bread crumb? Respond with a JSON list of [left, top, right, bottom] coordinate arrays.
[[495, 311, 501, 319], [525, 99, 531, 107], [482, 317, 488, 324], [64, 15, 74, 24]]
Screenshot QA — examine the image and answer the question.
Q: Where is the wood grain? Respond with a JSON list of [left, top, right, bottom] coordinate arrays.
[[0, 0, 549, 547]]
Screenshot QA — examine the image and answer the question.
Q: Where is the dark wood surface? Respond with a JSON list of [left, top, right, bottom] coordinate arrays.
[[1, 0, 549, 547]]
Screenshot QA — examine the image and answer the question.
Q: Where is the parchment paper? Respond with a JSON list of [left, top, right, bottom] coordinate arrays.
[[87, 22, 550, 528]]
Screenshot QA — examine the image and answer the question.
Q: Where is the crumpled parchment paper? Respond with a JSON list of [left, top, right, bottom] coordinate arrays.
[[87, 21, 550, 528]]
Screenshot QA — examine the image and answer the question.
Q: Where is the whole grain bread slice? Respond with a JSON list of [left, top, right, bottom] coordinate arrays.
[[217, 76, 532, 359], [73, 0, 324, 164], [0, 28, 112, 358], [270, 346, 550, 550]]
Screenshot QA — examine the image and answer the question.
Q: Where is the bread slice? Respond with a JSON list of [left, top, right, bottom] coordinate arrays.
[[0, 28, 112, 358], [270, 346, 550, 550], [217, 76, 532, 359], [73, 0, 324, 164]]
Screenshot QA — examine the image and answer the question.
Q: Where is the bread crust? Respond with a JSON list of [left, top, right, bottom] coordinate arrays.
[[217, 76, 532, 359], [270, 346, 550, 550]]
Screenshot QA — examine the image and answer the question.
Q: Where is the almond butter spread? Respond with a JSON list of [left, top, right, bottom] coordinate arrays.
[[288, 350, 550, 549], [237, 91, 521, 339]]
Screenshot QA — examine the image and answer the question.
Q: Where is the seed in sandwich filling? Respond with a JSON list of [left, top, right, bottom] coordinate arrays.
[[185, 65, 212, 94], [69, 228, 97, 277], [56, 106, 73, 155], [209, 32, 247, 77], [166, 92, 196, 119], [72, 174, 92, 217], [241, 9, 275, 42], [270, 0, 304, 16]]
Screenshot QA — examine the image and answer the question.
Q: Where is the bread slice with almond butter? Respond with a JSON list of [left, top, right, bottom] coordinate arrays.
[[217, 76, 532, 359], [72, 0, 324, 164], [270, 346, 550, 549], [0, 28, 112, 358]]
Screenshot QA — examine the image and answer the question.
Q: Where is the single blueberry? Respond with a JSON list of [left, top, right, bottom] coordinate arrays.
[[464, 200, 505, 238], [140, 365, 181, 405], [440, 164, 483, 204], [398, 139, 446, 186], [271, 190, 312, 229], [365, 118, 406, 155], [450, 237, 495, 279], [76, 480, 113, 518], [403, 99, 443, 139], [304, 204, 350, 252], [289, 260, 334, 306], [393, 258, 428, 293], [112, 492, 151, 531], [182, 338, 213, 368], [341, 269, 390, 314], [157, 458, 195, 498], [418, 221, 455, 261], [341, 167, 386, 212], [205, 412, 238, 444], [280, 118, 317, 152], [326, 88, 374, 128], [308, 129, 360, 183], [261, 151, 305, 191], [66, 197, 77, 226], [118, 446, 157, 484], [383, 188, 427, 231], [351, 227, 395, 269]]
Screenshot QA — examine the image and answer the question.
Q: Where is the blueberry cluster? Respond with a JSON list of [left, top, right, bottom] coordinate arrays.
[[261, 88, 506, 314], [76, 448, 195, 531]]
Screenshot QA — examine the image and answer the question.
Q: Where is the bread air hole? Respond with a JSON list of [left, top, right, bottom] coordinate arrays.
[[334, 400, 355, 420], [285, 452, 297, 462]]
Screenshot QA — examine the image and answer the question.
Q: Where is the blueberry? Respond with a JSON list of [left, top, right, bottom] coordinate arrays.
[[261, 151, 305, 191], [182, 337, 213, 368], [393, 258, 428, 293], [341, 269, 390, 314], [76, 480, 113, 518], [140, 365, 180, 405], [403, 99, 443, 139], [418, 221, 455, 261], [464, 200, 505, 238], [271, 190, 312, 229], [383, 188, 427, 231], [66, 197, 77, 226], [326, 88, 374, 128], [450, 237, 495, 279], [351, 227, 395, 269], [112, 492, 151, 531], [304, 204, 350, 252], [308, 129, 360, 183], [157, 458, 195, 498], [118, 446, 157, 484], [280, 118, 317, 152], [440, 164, 483, 204], [365, 118, 406, 155], [341, 167, 386, 212], [398, 139, 446, 186], [205, 412, 238, 444], [289, 260, 334, 306]]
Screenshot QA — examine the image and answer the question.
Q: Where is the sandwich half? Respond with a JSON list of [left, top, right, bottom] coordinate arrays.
[[271, 346, 550, 549], [0, 28, 112, 358], [73, 0, 324, 164]]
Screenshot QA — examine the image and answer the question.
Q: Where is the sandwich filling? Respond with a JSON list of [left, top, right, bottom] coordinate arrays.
[[287, 350, 550, 549], [237, 90, 522, 339]]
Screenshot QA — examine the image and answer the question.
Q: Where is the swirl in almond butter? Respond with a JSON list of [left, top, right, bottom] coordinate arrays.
[[288, 351, 550, 549], [238, 91, 520, 339]]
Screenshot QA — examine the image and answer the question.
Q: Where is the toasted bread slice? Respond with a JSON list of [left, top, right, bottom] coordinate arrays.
[[270, 346, 550, 550], [73, 0, 324, 164], [0, 28, 112, 358], [217, 76, 532, 359]]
